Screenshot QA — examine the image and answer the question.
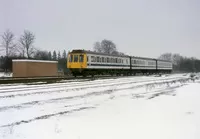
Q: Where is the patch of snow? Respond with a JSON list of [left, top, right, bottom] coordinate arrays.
[[12, 59, 58, 63], [0, 72, 12, 78], [0, 74, 199, 139]]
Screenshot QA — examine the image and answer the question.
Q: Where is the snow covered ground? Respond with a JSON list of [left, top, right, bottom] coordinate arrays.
[[0, 73, 200, 139], [0, 72, 12, 78]]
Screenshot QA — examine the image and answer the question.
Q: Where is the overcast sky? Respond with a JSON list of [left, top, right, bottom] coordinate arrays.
[[1, 0, 200, 58]]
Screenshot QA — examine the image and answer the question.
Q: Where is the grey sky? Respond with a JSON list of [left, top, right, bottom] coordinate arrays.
[[1, 0, 200, 58]]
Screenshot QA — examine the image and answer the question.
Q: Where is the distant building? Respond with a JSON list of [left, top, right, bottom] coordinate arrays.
[[12, 59, 58, 77]]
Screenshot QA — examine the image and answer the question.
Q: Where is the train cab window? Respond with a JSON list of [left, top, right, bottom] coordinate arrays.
[[79, 55, 84, 62], [74, 55, 78, 62], [69, 55, 73, 62]]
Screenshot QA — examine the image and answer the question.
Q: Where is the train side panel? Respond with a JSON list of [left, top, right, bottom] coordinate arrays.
[[130, 57, 157, 74], [67, 49, 173, 76], [86, 53, 130, 69], [157, 60, 173, 73]]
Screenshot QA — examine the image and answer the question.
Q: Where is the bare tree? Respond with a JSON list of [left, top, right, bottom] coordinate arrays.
[[19, 30, 35, 58], [16, 44, 26, 57], [158, 53, 172, 61], [172, 53, 182, 65], [101, 39, 117, 54], [93, 39, 117, 54], [1, 30, 16, 57], [93, 42, 102, 53], [33, 50, 49, 60], [159, 53, 182, 65]]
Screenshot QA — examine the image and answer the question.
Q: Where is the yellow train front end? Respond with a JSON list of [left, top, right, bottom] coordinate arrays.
[[67, 50, 87, 76]]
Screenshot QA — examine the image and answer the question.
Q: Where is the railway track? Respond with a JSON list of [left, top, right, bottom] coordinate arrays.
[[0, 74, 173, 84], [0, 74, 193, 128], [0, 74, 189, 107], [0, 76, 185, 94], [0, 75, 122, 84]]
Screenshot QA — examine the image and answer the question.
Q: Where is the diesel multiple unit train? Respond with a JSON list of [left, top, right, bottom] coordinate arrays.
[[67, 49, 172, 77]]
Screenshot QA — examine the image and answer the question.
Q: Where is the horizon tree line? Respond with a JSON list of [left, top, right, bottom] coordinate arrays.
[[1, 29, 200, 73], [0, 29, 69, 72]]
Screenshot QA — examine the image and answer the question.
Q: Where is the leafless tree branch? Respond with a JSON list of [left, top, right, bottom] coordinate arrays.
[[1, 29, 15, 57], [19, 30, 35, 58]]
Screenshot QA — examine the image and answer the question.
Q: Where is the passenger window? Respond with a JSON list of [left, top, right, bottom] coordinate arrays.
[[102, 57, 104, 62], [74, 55, 78, 62], [97, 57, 100, 62], [79, 55, 84, 62], [111, 58, 114, 63], [69, 55, 73, 62], [91, 56, 95, 62], [87, 56, 89, 62], [107, 57, 109, 63]]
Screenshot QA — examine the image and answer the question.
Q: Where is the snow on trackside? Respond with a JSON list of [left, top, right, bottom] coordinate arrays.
[[0, 74, 200, 139], [0, 72, 12, 78], [12, 59, 58, 63]]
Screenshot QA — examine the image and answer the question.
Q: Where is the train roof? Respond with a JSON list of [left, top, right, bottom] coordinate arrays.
[[69, 49, 172, 63], [70, 49, 130, 58]]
